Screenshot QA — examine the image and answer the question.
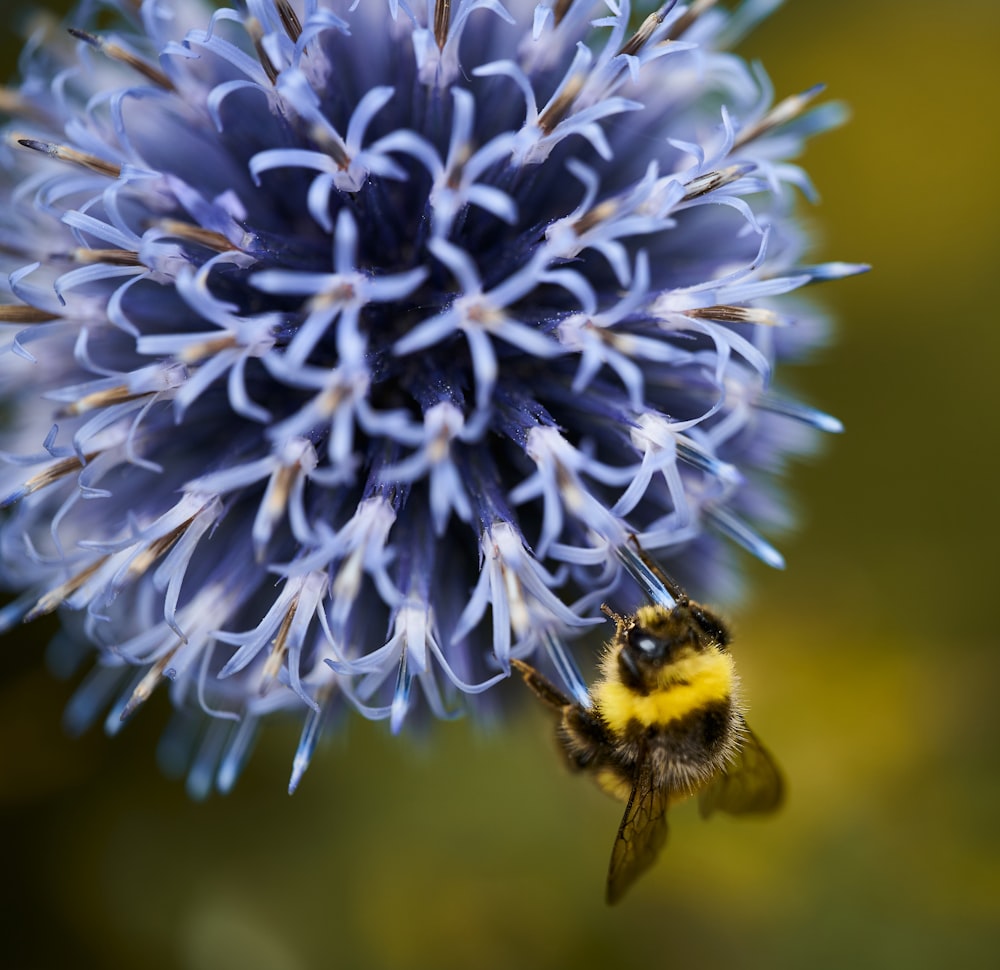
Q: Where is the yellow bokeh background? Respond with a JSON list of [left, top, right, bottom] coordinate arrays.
[[2, 2, 999, 967]]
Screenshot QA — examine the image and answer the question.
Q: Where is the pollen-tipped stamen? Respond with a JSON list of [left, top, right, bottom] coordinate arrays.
[[618, 5, 672, 59], [0, 304, 61, 323], [68, 248, 143, 266], [155, 220, 239, 254], [259, 597, 298, 696], [59, 384, 154, 418], [682, 164, 754, 202], [434, 0, 452, 51], [25, 557, 107, 622], [67, 27, 175, 91], [244, 17, 280, 85], [4, 453, 93, 507], [732, 83, 826, 150], [13, 136, 121, 178], [119, 644, 180, 722], [686, 305, 783, 326], [665, 0, 720, 40], [537, 73, 584, 134], [275, 0, 303, 42]]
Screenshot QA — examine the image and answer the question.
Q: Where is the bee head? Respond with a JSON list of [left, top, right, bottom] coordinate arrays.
[[615, 602, 730, 691]]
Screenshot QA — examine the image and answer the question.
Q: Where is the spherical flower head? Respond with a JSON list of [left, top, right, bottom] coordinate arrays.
[[0, 0, 863, 795]]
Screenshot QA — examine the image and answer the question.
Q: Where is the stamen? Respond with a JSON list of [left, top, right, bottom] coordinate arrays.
[[275, 0, 303, 42], [572, 199, 619, 236], [14, 453, 94, 502], [12, 136, 121, 178], [25, 557, 106, 622], [732, 83, 826, 150], [686, 305, 782, 326], [0, 304, 61, 323], [259, 596, 298, 695], [245, 17, 280, 84], [681, 164, 753, 201], [434, 0, 452, 51], [69, 248, 143, 266], [156, 219, 237, 253], [664, 0, 719, 40], [121, 519, 196, 584], [307, 122, 351, 169], [445, 144, 472, 191], [0, 88, 56, 125], [119, 644, 180, 722], [500, 557, 531, 639], [0, 87, 27, 115], [317, 381, 356, 419], [177, 334, 239, 365], [263, 464, 300, 524], [67, 28, 174, 90], [619, 6, 670, 58], [538, 73, 584, 133], [308, 281, 357, 311], [583, 321, 641, 356], [544, 0, 571, 26], [60, 384, 151, 417]]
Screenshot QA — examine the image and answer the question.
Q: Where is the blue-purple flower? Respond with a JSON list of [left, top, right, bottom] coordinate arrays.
[[0, 0, 862, 795]]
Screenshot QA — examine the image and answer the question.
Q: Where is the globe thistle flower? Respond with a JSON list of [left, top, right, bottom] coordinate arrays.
[[0, 0, 863, 796]]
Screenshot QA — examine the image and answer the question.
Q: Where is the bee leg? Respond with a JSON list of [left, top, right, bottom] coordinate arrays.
[[559, 704, 615, 771], [510, 658, 576, 711]]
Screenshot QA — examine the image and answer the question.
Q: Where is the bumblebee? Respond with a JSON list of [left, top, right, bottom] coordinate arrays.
[[512, 545, 783, 904]]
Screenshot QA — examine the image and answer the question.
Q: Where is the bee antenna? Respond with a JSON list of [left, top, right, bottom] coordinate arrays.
[[600, 603, 622, 623]]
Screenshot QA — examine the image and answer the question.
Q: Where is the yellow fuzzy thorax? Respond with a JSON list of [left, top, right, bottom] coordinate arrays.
[[593, 646, 735, 734]]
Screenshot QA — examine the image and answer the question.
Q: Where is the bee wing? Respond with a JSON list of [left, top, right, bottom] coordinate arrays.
[[606, 760, 670, 905], [698, 724, 784, 818]]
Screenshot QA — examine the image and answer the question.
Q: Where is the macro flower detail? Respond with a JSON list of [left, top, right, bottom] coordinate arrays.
[[0, 0, 863, 796]]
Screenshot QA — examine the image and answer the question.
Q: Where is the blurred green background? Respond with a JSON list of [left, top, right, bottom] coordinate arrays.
[[2, 1, 998, 968]]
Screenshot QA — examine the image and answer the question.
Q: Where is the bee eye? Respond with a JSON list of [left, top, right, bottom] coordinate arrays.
[[634, 636, 659, 655], [619, 627, 672, 686], [627, 628, 670, 660]]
